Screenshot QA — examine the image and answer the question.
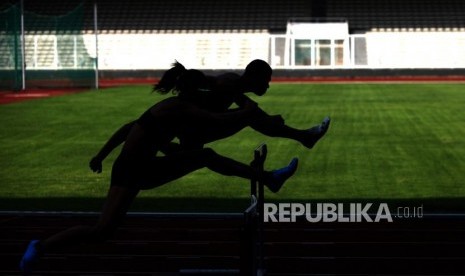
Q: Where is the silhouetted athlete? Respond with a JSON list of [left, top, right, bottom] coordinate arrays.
[[19, 69, 298, 275], [89, 60, 330, 164], [155, 59, 330, 150]]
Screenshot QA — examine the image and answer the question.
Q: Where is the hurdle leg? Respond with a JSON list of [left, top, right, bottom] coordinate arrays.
[[255, 144, 267, 275], [241, 143, 267, 275]]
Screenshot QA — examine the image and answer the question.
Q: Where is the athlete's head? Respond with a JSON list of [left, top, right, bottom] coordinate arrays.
[[241, 59, 272, 96], [153, 60, 186, 94], [153, 61, 209, 98]]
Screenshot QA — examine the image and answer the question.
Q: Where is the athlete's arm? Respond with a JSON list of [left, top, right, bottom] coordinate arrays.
[[89, 121, 135, 173], [233, 93, 250, 108], [234, 93, 284, 125]]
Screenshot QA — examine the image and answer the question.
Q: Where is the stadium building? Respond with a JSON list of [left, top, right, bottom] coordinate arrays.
[[1, 0, 465, 89]]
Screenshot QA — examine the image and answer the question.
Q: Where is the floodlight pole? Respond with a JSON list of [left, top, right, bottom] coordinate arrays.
[[93, 0, 99, 89], [20, 0, 26, 91]]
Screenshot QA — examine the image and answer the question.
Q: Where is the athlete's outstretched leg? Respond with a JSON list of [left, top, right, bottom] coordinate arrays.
[[300, 116, 331, 149], [177, 107, 329, 150], [249, 109, 331, 149], [151, 148, 298, 193], [200, 148, 299, 193]]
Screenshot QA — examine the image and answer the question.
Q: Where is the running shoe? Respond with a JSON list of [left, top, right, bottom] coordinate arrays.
[[267, 158, 299, 193], [20, 240, 41, 275]]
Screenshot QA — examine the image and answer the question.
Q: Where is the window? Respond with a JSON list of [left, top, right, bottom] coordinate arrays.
[[316, 40, 331, 66], [292, 38, 346, 67], [335, 39, 344, 66], [295, 39, 312, 65]]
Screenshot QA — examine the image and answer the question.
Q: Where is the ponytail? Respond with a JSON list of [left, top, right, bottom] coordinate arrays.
[[153, 60, 186, 94]]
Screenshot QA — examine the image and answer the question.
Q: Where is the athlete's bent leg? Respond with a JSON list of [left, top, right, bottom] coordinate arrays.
[[20, 186, 139, 274]]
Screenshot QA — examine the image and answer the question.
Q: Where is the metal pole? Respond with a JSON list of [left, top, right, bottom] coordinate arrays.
[[256, 144, 267, 275], [93, 0, 99, 89], [20, 0, 26, 90]]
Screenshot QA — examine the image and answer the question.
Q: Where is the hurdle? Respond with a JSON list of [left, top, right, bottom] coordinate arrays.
[[178, 143, 267, 276], [241, 143, 267, 275]]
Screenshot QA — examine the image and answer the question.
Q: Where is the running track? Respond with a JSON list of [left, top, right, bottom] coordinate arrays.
[[1, 212, 465, 275], [2, 75, 465, 105]]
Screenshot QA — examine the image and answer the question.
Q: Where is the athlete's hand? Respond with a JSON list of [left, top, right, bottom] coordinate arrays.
[[89, 156, 103, 173]]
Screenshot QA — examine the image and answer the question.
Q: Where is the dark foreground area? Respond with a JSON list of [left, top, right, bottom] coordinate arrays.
[[1, 212, 465, 275]]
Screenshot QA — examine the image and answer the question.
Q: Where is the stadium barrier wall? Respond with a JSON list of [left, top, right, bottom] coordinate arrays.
[[98, 68, 465, 86]]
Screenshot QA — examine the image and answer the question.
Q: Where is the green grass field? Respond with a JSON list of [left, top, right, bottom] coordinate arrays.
[[1, 83, 465, 212]]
